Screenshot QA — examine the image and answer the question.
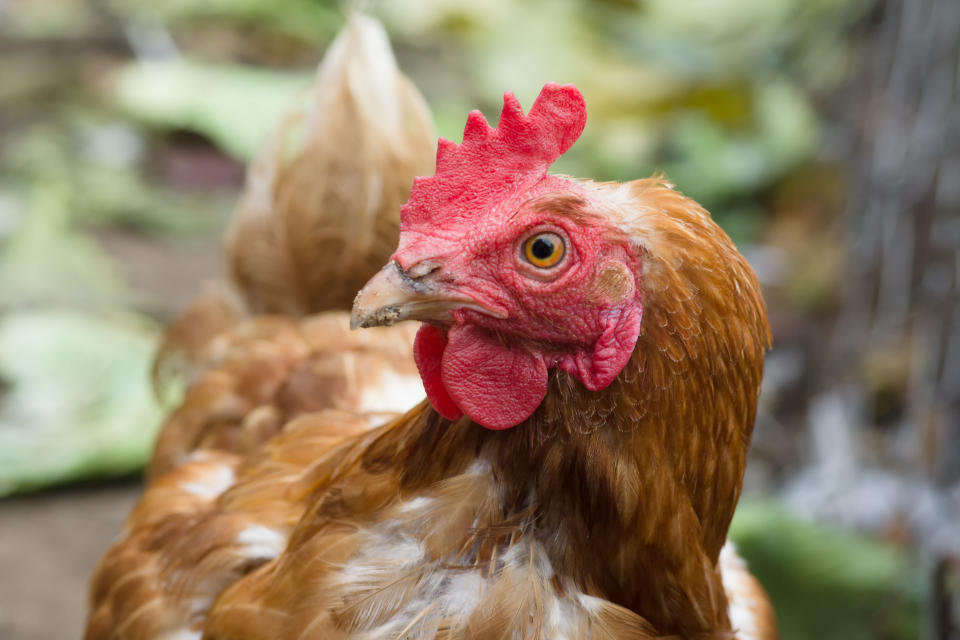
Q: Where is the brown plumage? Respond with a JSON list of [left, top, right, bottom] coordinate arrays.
[[88, 171, 777, 638], [147, 12, 433, 478], [200, 177, 772, 639], [148, 314, 420, 478]]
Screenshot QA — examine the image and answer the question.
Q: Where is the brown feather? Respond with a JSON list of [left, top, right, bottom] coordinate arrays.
[[148, 314, 419, 478]]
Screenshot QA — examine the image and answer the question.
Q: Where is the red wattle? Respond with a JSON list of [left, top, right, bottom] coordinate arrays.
[[441, 324, 548, 430], [413, 325, 462, 421]]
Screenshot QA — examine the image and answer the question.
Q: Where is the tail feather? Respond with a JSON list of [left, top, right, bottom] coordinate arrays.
[[154, 13, 435, 392], [225, 13, 435, 316]]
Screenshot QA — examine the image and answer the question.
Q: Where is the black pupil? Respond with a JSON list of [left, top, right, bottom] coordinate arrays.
[[531, 237, 556, 260]]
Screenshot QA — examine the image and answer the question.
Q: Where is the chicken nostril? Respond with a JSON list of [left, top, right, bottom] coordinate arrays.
[[406, 260, 442, 280]]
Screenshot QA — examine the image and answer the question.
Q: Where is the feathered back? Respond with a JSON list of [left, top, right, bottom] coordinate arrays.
[[226, 12, 436, 315]]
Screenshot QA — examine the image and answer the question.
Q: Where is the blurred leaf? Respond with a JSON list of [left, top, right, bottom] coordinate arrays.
[[658, 79, 818, 207], [0, 309, 162, 496], [112, 60, 311, 160], [0, 181, 126, 309], [108, 0, 342, 43], [730, 500, 923, 640], [2, 117, 231, 240], [754, 79, 819, 172], [376, 0, 511, 38], [75, 165, 232, 237], [0, 0, 97, 39]]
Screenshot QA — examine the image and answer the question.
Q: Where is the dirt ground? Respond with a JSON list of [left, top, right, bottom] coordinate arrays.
[[0, 482, 141, 640]]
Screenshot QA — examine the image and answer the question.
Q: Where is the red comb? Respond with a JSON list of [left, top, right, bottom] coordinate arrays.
[[401, 83, 587, 227]]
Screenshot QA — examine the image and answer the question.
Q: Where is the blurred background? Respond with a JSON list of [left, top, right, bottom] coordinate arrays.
[[0, 0, 957, 638]]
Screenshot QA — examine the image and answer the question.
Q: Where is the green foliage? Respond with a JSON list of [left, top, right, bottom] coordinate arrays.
[[0, 309, 162, 496], [731, 501, 924, 640], [113, 61, 311, 162], [108, 0, 343, 44], [0, 0, 98, 38], [0, 182, 125, 310]]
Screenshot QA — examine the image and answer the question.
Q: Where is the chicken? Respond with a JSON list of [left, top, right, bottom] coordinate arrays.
[[147, 12, 434, 478], [87, 84, 777, 638]]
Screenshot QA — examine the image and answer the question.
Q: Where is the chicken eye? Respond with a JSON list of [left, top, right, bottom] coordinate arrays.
[[523, 232, 565, 268]]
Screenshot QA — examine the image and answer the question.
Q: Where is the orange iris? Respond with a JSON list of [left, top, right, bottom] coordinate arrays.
[[523, 232, 565, 268]]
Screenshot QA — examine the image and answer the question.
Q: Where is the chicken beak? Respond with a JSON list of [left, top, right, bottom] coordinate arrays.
[[351, 261, 500, 329]]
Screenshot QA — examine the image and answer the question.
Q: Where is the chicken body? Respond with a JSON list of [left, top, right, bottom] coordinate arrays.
[[196, 168, 774, 639], [87, 30, 777, 640]]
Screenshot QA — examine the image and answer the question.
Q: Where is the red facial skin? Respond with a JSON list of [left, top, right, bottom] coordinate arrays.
[[400, 179, 643, 430], [397, 83, 643, 430]]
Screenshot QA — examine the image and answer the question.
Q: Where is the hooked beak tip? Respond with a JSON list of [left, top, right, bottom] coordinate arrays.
[[350, 262, 410, 329], [349, 300, 402, 330]]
